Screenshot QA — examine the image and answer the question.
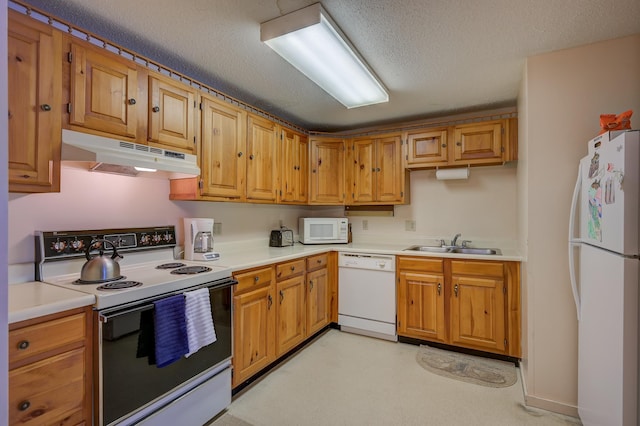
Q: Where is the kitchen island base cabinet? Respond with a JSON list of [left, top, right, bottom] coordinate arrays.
[[8, 306, 93, 426], [397, 257, 520, 358]]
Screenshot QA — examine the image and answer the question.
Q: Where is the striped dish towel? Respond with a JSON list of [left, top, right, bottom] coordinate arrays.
[[184, 288, 217, 357]]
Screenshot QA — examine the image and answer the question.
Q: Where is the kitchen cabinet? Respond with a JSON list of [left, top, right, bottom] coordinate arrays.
[[275, 258, 307, 356], [404, 118, 518, 169], [306, 253, 331, 335], [147, 71, 197, 154], [67, 39, 141, 140], [397, 256, 521, 357], [279, 128, 309, 204], [232, 266, 276, 388], [246, 114, 278, 202], [8, 11, 62, 193], [8, 306, 93, 426], [309, 137, 345, 205], [348, 134, 406, 204]]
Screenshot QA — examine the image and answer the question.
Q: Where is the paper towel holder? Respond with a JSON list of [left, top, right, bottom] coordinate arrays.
[[435, 165, 470, 180]]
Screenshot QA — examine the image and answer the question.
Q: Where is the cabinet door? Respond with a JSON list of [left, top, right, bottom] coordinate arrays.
[[309, 138, 345, 204], [450, 275, 506, 352], [280, 130, 308, 203], [69, 41, 138, 139], [452, 120, 503, 164], [276, 275, 306, 357], [350, 138, 375, 203], [307, 267, 330, 335], [8, 12, 62, 193], [232, 285, 275, 388], [148, 73, 196, 153], [375, 135, 404, 203], [200, 95, 246, 199], [246, 115, 277, 201], [397, 271, 446, 342], [406, 128, 448, 167]]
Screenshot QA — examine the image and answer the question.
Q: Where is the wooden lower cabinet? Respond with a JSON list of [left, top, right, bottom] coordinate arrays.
[[397, 256, 520, 357], [232, 253, 333, 388], [8, 306, 92, 426]]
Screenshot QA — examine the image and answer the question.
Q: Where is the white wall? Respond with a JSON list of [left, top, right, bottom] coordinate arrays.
[[1, 0, 9, 420], [519, 33, 640, 415]]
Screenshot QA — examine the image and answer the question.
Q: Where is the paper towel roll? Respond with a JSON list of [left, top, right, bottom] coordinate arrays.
[[436, 168, 469, 180]]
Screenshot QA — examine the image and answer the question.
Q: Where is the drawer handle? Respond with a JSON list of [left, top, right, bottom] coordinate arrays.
[[18, 340, 30, 350], [267, 294, 273, 310], [279, 290, 284, 304], [290, 266, 295, 271], [18, 400, 30, 411], [254, 276, 259, 282], [317, 259, 322, 264]]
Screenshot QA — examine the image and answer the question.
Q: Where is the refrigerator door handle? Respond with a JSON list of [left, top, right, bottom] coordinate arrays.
[[568, 163, 582, 320]]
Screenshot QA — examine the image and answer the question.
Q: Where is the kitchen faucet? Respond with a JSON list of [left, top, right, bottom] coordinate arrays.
[[451, 233, 462, 247]]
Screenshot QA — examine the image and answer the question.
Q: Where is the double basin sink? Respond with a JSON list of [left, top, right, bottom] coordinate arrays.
[[404, 245, 502, 255]]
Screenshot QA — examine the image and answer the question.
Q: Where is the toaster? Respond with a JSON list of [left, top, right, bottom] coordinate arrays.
[[269, 227, 294, 247]]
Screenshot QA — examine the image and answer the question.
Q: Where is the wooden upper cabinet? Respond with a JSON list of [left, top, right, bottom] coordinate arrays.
[[246, 114, 278, 202], [8, 11, 62, 193], [309, 138, 345, 205], [148, 72, 197, 154], [68, 41, 139, 139], [452, 120, 503, 164], [348, 134, 404, 204], [406, 128, 448, 167], [279, 129, 309, 204], [200, 94, 247, 199]]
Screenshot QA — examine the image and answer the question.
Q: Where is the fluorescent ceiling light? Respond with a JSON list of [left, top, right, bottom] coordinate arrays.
[[134, 167, 157, 172], [261, 3, 388, 109]]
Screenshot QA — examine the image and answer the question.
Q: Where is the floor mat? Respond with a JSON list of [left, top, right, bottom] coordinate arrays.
[[416, 345, 517, 388]]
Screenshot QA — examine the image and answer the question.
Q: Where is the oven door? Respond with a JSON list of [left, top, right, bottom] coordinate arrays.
[[97, 278, 234, 426]]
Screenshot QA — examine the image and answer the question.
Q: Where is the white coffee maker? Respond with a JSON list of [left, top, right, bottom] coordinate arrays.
[[184, 218, 220, 261]]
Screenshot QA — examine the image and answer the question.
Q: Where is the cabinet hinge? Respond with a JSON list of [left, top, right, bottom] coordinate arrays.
[[503, 286, 506, 294], [405, 154, 408, 161], [280, 132, 283, 141], [194, 100, 196, 108], [501, 146, 505, 153], [401, 191, 404, 197], [199, 102, 203, 111], [67, 103, 72, 114], [501, 127, 505, 134], [279, 190, 282, 196], [198, 179, 204, 189], [504, 339, 508, 347], [67, 52, 72, 63], [193, 136, 196, 145]]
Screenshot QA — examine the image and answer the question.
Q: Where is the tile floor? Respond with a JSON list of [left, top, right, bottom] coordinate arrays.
[[210, 330, 581, 426]]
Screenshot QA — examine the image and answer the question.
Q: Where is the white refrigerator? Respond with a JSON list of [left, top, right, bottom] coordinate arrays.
[[568, 130, 639, 426]]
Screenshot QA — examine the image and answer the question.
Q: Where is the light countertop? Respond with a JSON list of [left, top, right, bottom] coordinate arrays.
[[8, 240, 522, 323], [8, 281, 95, 324]]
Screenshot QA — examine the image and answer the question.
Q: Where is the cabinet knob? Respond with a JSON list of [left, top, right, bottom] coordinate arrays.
[[290, 266, 295, 271], [40, 104, 51, 112], [456, 142, 461, 146], [249, 154, 254, 160], [238, 152, 243, 157], [309, 280, 314, 291], [18, 340, 30, 350], [18, 400, 30, 411], [128, 98, 137, 105], [254, 276, 259, 282], [317, 259, 322, 264], [267, 294, 273, 310], [437, 283, 441, 296], [312, 169, 317, 173], [454, 284, 458, 297], [441, 143, 447, 148], [279, 290, 284, 303], [376, 168, 381, 172], [152, 106, 160, 113]]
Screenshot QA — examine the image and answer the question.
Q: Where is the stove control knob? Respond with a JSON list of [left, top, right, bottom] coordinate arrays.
[[163, 232, 173, 242], [152, 234, 162, 244], [140, 235, 151, 245], [51, 240, 67, 253], [70, 238, 85, 252]]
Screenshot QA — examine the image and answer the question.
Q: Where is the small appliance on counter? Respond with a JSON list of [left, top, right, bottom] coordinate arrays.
[[299, 217, 349, 244], [184, 218, 220, 261], [269, 226, 294, 247]]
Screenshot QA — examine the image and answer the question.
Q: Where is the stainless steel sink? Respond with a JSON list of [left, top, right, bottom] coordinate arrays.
[[403, 245, 502, 255]]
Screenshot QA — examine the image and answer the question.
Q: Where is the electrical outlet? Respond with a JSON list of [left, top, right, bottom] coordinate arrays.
[[405, 220, 416, 232], [213, 222, 222, 235], [362, 220, 368, 230]]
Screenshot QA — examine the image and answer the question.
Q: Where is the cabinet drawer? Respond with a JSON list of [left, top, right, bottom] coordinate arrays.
[[234, 267, 273, 293], [306, 253, 328, 271], [276, 259, 306, 281], [9, 347, 85, 425], [451, 260, 504, 278], [397, 256, 443, 273], [9, 313, 86, 364]]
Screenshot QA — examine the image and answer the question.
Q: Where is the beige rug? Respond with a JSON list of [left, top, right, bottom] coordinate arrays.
[[416, 345, 517, 388]]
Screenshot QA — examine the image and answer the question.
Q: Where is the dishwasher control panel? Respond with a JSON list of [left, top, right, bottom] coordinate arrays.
[[338, 252, 395, 271]]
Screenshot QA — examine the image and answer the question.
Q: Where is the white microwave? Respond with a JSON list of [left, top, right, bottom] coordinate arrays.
[[299, 217, 349, 244]]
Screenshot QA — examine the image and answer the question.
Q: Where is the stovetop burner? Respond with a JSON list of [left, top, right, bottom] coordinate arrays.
[[170, 266, 212, 275], [74, 275, 126, 285], [97, 281, 143, 291], [156, 262, 187, 269]]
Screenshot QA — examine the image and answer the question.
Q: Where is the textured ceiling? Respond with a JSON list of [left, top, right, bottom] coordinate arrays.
[[18, 0, 640, 131]]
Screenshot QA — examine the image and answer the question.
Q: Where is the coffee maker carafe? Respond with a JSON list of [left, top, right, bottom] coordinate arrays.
[[184, 218, 219, 261]]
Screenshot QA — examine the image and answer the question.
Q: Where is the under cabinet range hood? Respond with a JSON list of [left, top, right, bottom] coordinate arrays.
[[61, 129, 200, 177]]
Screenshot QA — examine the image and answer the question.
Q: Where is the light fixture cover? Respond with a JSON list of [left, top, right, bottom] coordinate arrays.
[[261, 3, 388, 109]]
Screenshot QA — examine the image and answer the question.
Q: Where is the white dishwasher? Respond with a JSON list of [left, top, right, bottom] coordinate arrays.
[[338, 252, 397, 341]]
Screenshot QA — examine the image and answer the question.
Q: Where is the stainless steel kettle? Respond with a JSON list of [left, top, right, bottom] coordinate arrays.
[[79, 239, 123, 283]]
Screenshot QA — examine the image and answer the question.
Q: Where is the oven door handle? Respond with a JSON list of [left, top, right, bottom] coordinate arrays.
[[99, 304, 154, 323]]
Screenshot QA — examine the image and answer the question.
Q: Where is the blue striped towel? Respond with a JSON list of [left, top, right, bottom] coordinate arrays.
[[153, 294, 189, 368]]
